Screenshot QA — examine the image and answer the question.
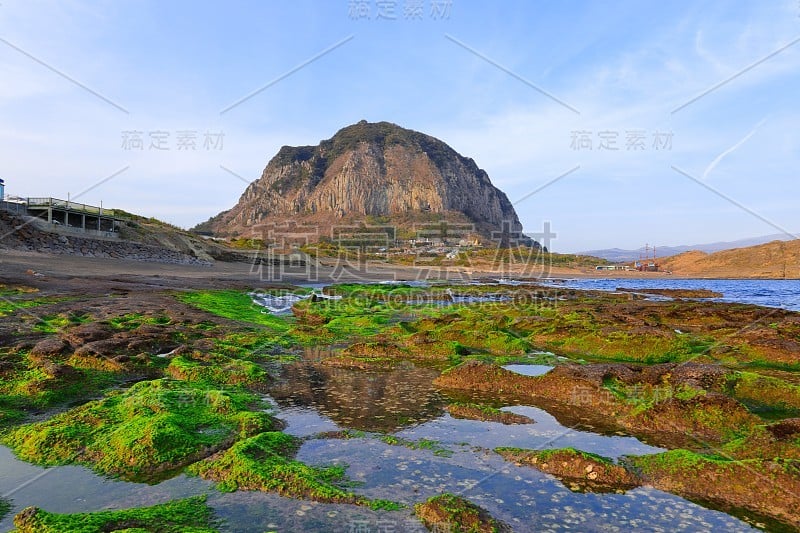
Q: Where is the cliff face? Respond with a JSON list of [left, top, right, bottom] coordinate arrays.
[[198, 121, 529, 243]]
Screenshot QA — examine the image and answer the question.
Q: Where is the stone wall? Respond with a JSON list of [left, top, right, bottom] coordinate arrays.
[[0, 212, 211, 266]]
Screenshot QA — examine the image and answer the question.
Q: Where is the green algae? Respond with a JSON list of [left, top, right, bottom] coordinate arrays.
[[2, 379, 276, 481], [602, 378, 707, 411], [628, 449, 741, 475], [177, 290, 294, 332], [10, 495, 218, 533], [32, 312, 91, 334], [0, 297, 64, 319], [446, 402, 534, 425], [107, 313, 172, 331], [626, 450, 800, 529], [494, 447, 641, 493], [0, 498, 11, 522], [0, 350, 121, 428], [177, 286, 545, 361], [379, 435, 453, 457], [167, 353, 267, 387], [414, 493, 508, 533], [726, 371, 800, 415], [497, 446, 615, 466], [188, 432, 402, 510], [3, 282, 799, 528], [211, 330, 296, 360]]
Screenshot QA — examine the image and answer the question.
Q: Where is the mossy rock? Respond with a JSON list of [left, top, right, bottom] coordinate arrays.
[[11, 496, 218, 533], [627, 450, 800, 529], [446, 403, 534, 425], [496, 447, 639, 493], [188, 432, 401, 511], [3, 379, 275, 481], [414, 494, 510, 533]]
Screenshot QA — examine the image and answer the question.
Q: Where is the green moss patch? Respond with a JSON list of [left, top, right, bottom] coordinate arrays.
[[177, 290, 293, 332], [0, 350, 122, 428], [414, 493, 509, 533], [31, 312, 90, 334], [622, 393, 760, 448], [0, 296, 64, 319], [626, 450, 800, 528], [496, 447, 638, 493], [0, 498, 11, 522], [167, 353, 267, 387], [446, 403, 534, 425], [11, 495, 218, 533], [379, 435, 453, 457], [188, 432, 401, 510], [726, 371, 800, 416], [3, 379, 275, 481]]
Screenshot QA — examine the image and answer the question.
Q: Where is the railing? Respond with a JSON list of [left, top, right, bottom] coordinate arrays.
[[0, 200, 28, 215], [26, 197, 116, 217]]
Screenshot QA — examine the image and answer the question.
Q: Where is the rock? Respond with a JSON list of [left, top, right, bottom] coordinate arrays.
[[74, 338, 128, 357], [669, 363, 728, 391], [31, 337, 69, 357], [767, 418, 800, 441], [196, 121, 534, 244], [64, 323, 113, 344], [40, 361, 77, 378]]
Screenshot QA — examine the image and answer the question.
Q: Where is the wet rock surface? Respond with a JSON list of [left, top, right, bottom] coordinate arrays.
[[496, 448, 640, 493], [0, 272, 798, 531], [615, 287, 724, 299]]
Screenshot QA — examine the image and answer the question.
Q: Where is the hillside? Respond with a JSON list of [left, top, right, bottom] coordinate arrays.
[[194, 121, 532, 245], [581, 233, 800, 262], [0, 211, 256, 266], [661, 239, 800, 278]]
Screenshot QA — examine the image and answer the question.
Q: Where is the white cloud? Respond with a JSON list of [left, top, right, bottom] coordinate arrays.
[[701, 118, 768, 181]]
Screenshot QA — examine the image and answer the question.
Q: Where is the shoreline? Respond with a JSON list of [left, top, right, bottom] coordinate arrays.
[[2, 249, 799, 288]]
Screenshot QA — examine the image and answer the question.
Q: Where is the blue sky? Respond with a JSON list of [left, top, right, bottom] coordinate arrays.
[[1, 1, 799, 252]]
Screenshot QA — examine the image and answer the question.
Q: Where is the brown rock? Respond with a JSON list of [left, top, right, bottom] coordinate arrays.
[[31, 337, 69, 357], [63, 323, 113, 345], [767, 418, 800, 441]]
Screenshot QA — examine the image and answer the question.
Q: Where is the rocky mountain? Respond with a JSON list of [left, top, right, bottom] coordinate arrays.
[[195, 121, 532, 246]]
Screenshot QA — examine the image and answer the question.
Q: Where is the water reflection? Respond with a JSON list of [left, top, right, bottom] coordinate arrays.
[[502, 364, 554, 377], [268, 360, 447, 432], [298, 438, 756, 533], [0, 446, 210, 532]]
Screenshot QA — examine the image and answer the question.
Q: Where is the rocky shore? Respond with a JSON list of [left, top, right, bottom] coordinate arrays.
[[0, 271, 798, 531]]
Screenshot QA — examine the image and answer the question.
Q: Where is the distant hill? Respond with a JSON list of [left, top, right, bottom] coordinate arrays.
[[660, 239, 800, 279], [581, 233, 799, 262], [194, 120, 534, 246]]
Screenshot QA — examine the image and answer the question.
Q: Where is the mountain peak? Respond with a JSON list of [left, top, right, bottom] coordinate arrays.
[[195, 121, 531, 245]]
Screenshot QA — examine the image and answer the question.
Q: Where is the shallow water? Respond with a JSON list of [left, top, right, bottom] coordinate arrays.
[[268, 360, 448, 433], [0, 356, 763, 532], [0, 446, 212, 531], [271, 362, 758, 532], [0, 445, 409, 533], [502, 364, 554, 377], [285, 397, 755, 532]]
